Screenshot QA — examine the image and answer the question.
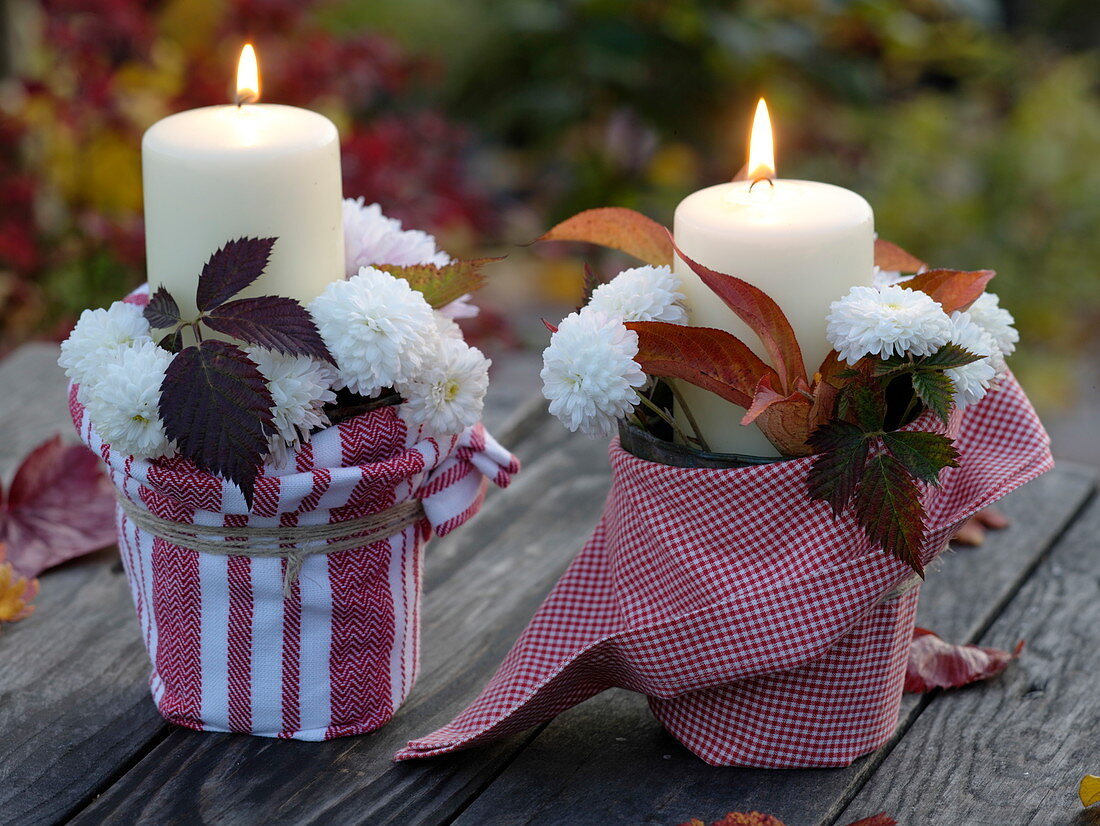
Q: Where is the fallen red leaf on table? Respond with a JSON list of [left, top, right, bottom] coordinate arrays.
[[0, 435, 116, 579], [676, 813, 894, 826], [905, 627, 1024, 693], [951, 506, 1010, 546]]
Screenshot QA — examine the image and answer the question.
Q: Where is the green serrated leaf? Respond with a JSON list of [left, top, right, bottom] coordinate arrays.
[[377, 257, 499, 309], [911, 370, 955, 424], [855, 453, 926, 576], [873, 354, 912, 376], [881, 431, 961, 484], [159, 340, 275, 509], [807, 420, 871, 517], [915, 343, 984, 371], [849, 381, 887, 432]]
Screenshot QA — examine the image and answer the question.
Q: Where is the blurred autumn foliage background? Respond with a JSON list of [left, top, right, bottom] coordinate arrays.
[[0, 0, 1098, 454]]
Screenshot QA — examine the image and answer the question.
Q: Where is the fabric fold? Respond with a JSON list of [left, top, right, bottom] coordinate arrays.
[[397, 375, 1051, 766]]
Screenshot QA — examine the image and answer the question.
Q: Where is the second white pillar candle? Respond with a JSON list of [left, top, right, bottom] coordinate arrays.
[[673, 179, 874, 456]]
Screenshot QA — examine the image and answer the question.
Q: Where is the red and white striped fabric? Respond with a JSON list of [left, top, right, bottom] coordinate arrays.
[[396, 374, 1051, 767], [69, 289, 520, 741]]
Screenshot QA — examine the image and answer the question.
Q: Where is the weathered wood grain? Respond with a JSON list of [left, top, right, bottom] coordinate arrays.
[[837, 491, 1100, 826], [0, 344, 545, 826], [0, 344, 166, 826], [67, 414, 613, 826], [452, 464, 1097, 826]]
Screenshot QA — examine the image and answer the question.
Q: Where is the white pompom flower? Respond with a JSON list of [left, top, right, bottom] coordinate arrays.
[[946, 312, 999, 410], [966, 292, 1018, 378], [84, 340, 174, 460], [438, 293, 479, 320], [342, 197, 450, 276], [541, 309, 647, 438], [399, 338, 490, 438], [59, 301, 152, 394], [247, 348, 337, 464], [310, 267, 441, 398], [586, 264, 688, 324], [434, 312, 465, 342], [826, 284, 953, 365]]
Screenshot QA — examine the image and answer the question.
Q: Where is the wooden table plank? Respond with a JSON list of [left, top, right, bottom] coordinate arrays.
[[67, 413, 614, 826], [0, 345, 169, 826], [0, 344, 544, 826], [451, 464, 1097, 826], [837, 489, 1100, 825]]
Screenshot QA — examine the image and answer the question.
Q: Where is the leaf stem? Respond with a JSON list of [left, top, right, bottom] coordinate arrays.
[[637, 395, 695, 447], [666, 380, 711, 452]]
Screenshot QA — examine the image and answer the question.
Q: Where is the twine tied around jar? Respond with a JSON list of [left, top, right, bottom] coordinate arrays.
[[115, 495, 425, 596]]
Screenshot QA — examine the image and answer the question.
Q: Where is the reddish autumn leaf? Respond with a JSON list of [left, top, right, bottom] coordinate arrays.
[[671, 240, 807, 394], [537, 207, 673, 267], [627, 321, 775, 410], [742, 373, 815, 456], [874, 238, 926, 273], [905, 627, 1024, 693], [712, 814, 786, 826], [376, 257, 500, 309], [0, 436, 116, 579], [904, 269, 996, 314], [845, 815, 897, 826]]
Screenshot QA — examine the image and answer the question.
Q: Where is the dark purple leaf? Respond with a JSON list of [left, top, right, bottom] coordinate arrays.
[[159, 329, 184, 354], [195, 237, 276, 311], [159, 341, 275, 508], [1, 436, 116, 578], [202, 296, 335, 364], [144, 286, 183, 329]]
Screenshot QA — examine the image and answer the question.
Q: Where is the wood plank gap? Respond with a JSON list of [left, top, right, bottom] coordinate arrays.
[[818, 478, 1099, 826], [58, 725, 175, 826]]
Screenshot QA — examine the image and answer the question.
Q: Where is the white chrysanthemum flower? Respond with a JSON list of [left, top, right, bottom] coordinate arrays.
[[826, 284, 953, 365], [342, 197, 450, 276], [399, 338, 490, 438], [310, 267, 441, 398], [84, 340, 174, 459], [946, 312, 999, 409], [967, 292, 1018, 368], [247, 347, 337, 464], [434, 312, 465, 342], [59, 301, 152, 393], [541, 309, 647, 438], [439, 294, 479, 319], [586, 264, 688, 324]]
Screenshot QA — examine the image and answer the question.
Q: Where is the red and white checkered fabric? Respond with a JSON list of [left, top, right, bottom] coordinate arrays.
[[396, 374, 1051, 767], [69, 287, 520, 741]]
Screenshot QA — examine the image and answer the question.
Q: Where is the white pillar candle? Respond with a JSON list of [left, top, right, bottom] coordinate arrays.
[[142, 45, 343, 319], [674, 101, 874, 456]]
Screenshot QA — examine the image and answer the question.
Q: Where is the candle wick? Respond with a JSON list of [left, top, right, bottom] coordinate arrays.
[[748, 177, 775, 194]]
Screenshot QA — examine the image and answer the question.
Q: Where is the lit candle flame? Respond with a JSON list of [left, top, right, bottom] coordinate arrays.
[[236, 44, 260, 106], [747, 98, 775, 183]]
